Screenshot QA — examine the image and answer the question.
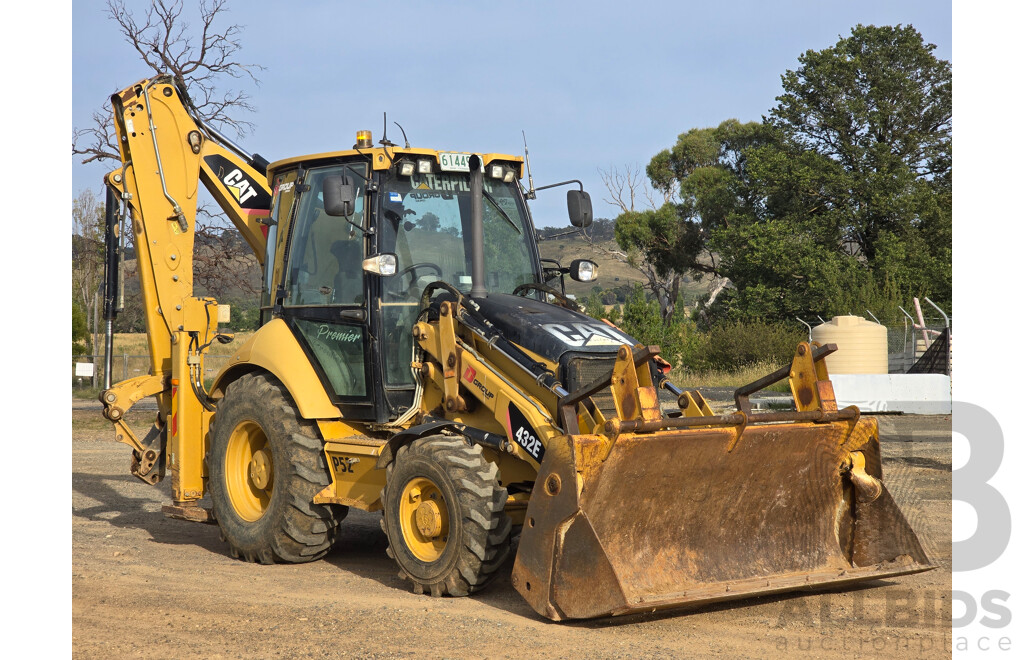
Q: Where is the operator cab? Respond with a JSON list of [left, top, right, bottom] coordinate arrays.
[[262, 135, 591, 423]]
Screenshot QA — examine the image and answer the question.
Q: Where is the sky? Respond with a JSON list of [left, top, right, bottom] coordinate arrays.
[[69, 0, 953, 227], [6, 1, 1024, 654]]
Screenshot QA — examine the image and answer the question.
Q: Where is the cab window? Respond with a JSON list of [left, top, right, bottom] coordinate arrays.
[[285, 164, 367, 306]]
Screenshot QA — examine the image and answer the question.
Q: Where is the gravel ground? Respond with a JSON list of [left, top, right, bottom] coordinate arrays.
[[72, 404, 951, 659]]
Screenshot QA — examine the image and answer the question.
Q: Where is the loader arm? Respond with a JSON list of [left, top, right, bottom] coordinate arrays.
[[100, 75, 272, 508], [409, 288, 934, 620]]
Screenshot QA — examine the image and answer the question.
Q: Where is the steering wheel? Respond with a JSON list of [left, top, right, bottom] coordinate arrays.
[[393, 262, 442, 295], [512, 282, 582, 312]]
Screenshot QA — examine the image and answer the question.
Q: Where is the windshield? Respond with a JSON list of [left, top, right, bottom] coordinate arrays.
[[378, 171, 538, 301], [376, 169, 539, 388]]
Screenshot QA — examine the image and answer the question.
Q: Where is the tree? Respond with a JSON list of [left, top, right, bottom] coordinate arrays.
[[193, 203, 262, 297], [619, 24, 951, 325], [73, 0, 263, 165], [598, 165, 687, 323], [72, 301, 90, 356], [72, 0, 265, 324], [732, 24, 950, 321], [612, 121, 765, 324], [72, 189, 106, 355], [419, 212, 440, 233]]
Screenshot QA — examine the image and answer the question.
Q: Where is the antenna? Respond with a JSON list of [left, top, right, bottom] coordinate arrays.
[[394, 121, 410, 149], [522, 130, 536, 200], [380, 112, 396, 147]]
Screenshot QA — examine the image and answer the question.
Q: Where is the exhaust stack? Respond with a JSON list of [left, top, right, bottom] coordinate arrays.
[[468, 155, 487, 298]]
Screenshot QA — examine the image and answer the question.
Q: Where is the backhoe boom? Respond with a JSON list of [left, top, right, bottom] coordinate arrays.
[[100, 75, 272, 505]]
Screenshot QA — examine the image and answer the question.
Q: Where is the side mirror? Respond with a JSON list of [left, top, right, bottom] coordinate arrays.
[[567, 190, 593, 228], [323, 175, 356, 217]]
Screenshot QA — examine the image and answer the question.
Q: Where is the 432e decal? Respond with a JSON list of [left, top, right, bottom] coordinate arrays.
[[507, 403, 544, 462]]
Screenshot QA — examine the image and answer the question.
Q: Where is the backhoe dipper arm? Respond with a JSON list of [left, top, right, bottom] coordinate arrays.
[[100, 75, 272, 505]]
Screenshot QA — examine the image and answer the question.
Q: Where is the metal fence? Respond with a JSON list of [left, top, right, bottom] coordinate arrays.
[[71, 355, 232, 390], [797, 308, 951, 376], [885, 317, 952, 375]]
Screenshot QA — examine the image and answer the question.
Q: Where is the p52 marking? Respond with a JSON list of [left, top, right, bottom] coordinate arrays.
[[331, 455, 359, 474]]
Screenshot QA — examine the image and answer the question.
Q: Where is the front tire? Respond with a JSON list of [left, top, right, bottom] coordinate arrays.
[[381, 435, 512, 596], [209, 372, 345, 564]]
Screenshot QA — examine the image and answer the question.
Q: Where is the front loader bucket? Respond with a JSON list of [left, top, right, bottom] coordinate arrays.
[[510, 416, 933, 621]]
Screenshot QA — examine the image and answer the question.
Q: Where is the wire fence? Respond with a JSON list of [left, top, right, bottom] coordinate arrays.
[[885, 317, 952, 374], [74, 311, 952, 391], [71, 355, 233, 390]]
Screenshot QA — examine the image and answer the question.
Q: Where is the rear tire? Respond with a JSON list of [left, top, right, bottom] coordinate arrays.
[[381, 435, 512, 596], [209, 372, 345, 564]]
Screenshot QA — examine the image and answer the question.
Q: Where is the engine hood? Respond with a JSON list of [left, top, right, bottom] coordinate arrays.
[[469, 293, 637, 364]]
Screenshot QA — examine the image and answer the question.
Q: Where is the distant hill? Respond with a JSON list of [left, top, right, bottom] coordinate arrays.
[[535, 220, 713, 308]]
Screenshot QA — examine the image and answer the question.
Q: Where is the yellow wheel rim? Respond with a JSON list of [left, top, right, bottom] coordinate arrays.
[[399, 476, 450, 562], [225, 420, 274, 522]]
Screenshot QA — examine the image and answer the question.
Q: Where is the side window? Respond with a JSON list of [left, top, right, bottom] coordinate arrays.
[[285, 165, 367, 306], [291, 319, 366, 397], [269, 170, 299, 303]]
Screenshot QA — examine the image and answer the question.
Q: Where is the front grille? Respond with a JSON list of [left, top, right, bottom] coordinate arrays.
[[562, 354, 618, 419]]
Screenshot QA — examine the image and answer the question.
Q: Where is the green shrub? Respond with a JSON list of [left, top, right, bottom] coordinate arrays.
[[583, 284, 805, 378], [72, 300, 89, 356], [702, 321, 805, 372]]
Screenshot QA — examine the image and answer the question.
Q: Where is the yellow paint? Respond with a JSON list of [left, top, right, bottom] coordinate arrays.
[[315, 442, 387, 511], [267, 149, 523, 178], [399, 477, 449, 561], [224, 420, 273, 521], [211, 319, 341, 420]]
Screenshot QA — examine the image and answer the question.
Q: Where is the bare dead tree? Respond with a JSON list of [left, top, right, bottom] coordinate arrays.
[[193, 203, 262, 297], [73, 99, 121, 165], [598, 164, 664, 214], [598, 165, 684, 322], [73, 0, 265, 332], [72, 0, 263, 166]]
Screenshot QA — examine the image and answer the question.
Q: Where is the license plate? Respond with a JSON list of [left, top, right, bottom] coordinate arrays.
[[438, 152, 471, 172]]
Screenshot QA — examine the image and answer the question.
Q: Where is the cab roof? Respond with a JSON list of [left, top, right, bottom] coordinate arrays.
[[266, 147, 524, 181]]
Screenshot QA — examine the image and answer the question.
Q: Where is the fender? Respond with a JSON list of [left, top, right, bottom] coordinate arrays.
[[375, 416, 510, 469], [210, 318, 341, 420]]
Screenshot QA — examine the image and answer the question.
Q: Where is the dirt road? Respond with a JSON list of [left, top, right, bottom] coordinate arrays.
[[72, 408, 951, 659]]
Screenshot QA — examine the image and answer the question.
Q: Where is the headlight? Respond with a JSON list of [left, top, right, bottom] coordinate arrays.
[[362, 253, 397, 276], [569, 259, 598, 282]]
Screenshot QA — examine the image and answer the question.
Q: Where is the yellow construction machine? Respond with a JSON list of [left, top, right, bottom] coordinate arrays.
[[98, 74, 933, 620]]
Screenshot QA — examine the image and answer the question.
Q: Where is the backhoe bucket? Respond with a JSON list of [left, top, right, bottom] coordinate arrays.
[[510, 416, 933, 620]]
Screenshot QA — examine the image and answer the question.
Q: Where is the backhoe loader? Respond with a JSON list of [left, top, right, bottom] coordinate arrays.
[[98, 74, 933, 621]]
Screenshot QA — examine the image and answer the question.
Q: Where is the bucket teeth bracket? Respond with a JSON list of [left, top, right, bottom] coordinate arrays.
[[557, 344, 661, 434], [733, 342, 839, 414]]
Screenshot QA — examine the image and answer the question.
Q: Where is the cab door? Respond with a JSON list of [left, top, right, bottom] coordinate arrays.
[[276, 163, 375, 419]]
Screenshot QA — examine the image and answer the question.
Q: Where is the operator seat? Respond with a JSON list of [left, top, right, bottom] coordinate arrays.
[[330, 239, 363, 305]]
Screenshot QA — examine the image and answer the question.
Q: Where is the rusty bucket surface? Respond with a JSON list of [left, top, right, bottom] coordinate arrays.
[[511, 419, 933, 621]]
